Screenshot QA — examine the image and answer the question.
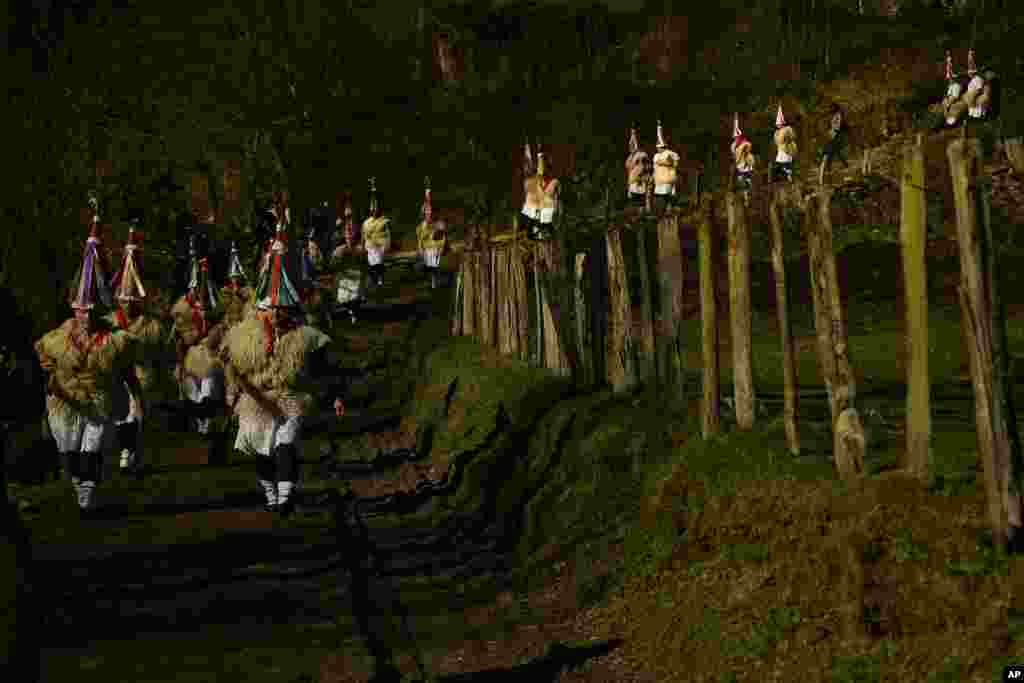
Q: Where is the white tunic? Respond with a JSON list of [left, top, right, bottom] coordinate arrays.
[[367, 248, 386, 266], [521, 205, 557, 224]]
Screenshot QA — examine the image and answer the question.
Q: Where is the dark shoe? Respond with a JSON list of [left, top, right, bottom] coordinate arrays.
[[1007, 525, 1024, 555], [263, 503, 278, 513], [277, 499, 295, 518]]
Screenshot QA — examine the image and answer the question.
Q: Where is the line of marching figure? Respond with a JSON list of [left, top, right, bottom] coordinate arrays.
[[33, 193, 355, 518]]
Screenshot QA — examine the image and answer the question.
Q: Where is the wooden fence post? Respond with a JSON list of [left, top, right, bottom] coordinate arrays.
[[948, 138, 1023, 546], [656, 208, 687, 402], [726, 192, 755, 430], [635, 214, 656, 383], [451, 260, 464, 337], [462, 235, 477, 339], [478, 236, 494, 348], [805, 189, 865, 480], [607, 222, 635, 392], [698, 198, 720, 437], [1006, 137, 1024, 175], [590, 232, 609, 389], [901, 136, 931, 478], [575, 252, 592, 387], [539, 239, 572, 376], [512, 243, 529, 361], [768, 192, 799, 456]]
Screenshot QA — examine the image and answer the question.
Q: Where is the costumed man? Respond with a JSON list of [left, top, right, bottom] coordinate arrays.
[[652, 120, 680, 210], [818, 105, 849, 184], [34, 206, 144, 514], [964, 48, 992, 123], [521, 143, 561, 241], [772, 105, 797, 183], [732, 114, 755, 200], [362, 177, 392, 288], [940, 50, 967, 128], [332, 194, 365, 323], [170, 241, 228, 457], [220, 242, 255, 328], [220, 224, 345, 515], [416, 176, 448, 289], [108, 223, 167, 476], [625, 126, 651, 209]]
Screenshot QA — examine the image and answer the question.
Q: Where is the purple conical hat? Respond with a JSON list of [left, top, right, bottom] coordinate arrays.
[[70, 198, 113, 310]]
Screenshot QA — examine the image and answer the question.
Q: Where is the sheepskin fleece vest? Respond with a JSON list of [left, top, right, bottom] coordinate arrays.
[[524, 176, 559, 211], [774, 126, 797, 158], [362, 216, 392, 252], [417, 219, 448, 252], [106, 311, 166, 394], [653, 149, 680, 186], [625, 150, 650, 193], [220, 285, 254, 329], [222, 317, 331, 419], [35, 318, 138, 420]]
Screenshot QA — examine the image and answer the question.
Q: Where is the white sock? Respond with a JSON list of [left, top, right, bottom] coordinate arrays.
[[120, 449, 131, 468], [260, 480, 277, 505], [277, 481, 294, 505], [79, 481, 96, 509]]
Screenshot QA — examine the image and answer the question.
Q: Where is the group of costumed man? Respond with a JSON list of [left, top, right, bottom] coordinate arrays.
[[34, 194, 346, 517]]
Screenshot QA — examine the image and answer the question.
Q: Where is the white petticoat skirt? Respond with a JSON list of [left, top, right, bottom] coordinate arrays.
[[235, 414, 303, 456], [48, 406, 113, 454], [367, 248, 386, 266], [423, 247, 442, 268]]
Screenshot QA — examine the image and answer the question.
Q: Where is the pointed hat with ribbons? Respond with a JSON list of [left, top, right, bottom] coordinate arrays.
[[255, 226, 303, 309], [69, 195, 114, 311], [227, 241, 247, 283], [112, 225, 146, 302]]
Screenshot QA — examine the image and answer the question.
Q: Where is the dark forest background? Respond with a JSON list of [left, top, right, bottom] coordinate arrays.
[[5, 0, 1022, 338]]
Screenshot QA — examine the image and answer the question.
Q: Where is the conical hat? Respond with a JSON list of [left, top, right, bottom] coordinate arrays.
[[255, 227, 303, 309], [185, 239, 219, 312], [656, 120, 668, 149], [731, 114, 751, 154], [112, 226, 146, 302], [536, 149, 546, 177], [945, 50, 956, 81], [628, 127, 639, 154], [227, 241, 247, 282], [967, 48, 977, 75], [422, 176, 433, 222], [523, 141, 534, 176], [775, 104, 786, 128], [70, 196, 113, 311], [368, 177, 379, 214]]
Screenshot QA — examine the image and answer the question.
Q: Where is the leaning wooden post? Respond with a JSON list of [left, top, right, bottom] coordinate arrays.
[[979, 153, 1024, 542], [656, 207, 687, 402], [495, 246, 510, 355], [768, 191, 800, 456], [901, 135, 932, 478], [948, 138, 1020, 546], [532, 243, 544, 365], [803, 196, 838, 420], [817, 189, 866, 480], [635, 206, 657, 383], [726, 192, 755, 430], [698, 198, 720, 437]]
